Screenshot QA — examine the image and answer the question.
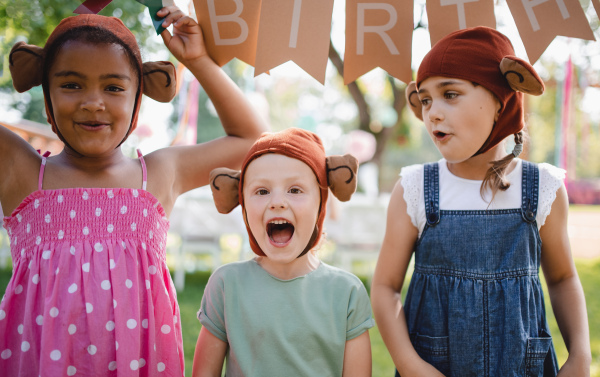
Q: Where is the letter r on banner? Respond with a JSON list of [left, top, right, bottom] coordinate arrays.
[[207, 0, 249, 45], [357, 4, 400, 55]]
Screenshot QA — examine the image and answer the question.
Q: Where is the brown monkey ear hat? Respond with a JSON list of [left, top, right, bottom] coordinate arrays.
[[9, 14, 177, 141], [209, 127, 359, 257], [405, 26, 545, 155]]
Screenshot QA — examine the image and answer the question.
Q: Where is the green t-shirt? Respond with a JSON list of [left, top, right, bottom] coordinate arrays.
[[198, 259, 374, 377]]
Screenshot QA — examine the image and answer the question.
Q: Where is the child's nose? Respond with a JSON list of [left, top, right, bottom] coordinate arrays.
[[269, 193, 287, 209], [80, 90, 105, 112], [428, 103, 444, 122]]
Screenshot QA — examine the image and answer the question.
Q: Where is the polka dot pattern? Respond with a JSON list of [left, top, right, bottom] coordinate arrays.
[[1, 182, 182, 376]]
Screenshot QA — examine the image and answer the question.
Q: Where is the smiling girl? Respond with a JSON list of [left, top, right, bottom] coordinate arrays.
[[195, 128, 374, 376], [371, 27, 591, 376], [0, 6, 265, 376]]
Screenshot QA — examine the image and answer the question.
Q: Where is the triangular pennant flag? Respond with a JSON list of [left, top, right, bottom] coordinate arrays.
[[506, 0, 595, 62], [343, 0, 413, 84], [194, 0, 262, 67], [427, 0, 496, 45], [254, 0, 335, 84], [591, 0, 600, 19], [74, 0, 114, 14], [135, 0, 175, 35]]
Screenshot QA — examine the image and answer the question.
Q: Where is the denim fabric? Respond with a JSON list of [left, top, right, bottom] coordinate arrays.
[[397, 161, 559, 377]]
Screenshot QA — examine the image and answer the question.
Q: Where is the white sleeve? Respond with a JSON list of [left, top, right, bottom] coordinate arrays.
[[536, 163, 566, 229], [399, 164, 426, 236]]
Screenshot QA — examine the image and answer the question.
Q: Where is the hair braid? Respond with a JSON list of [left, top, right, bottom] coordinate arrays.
[[480, 131, 524, 202]]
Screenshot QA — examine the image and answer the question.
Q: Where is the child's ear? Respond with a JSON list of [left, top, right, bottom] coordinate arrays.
[[500, 56, 544, 96], [9, 42, 44, 93], [405, 81, 423, 120], [327, 154, 359, 202], [142, 61, 177, 102], [209, 168, 241, 214]]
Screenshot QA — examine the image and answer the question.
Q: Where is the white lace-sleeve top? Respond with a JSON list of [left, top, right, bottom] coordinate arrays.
[[400, 159, 566, 237]]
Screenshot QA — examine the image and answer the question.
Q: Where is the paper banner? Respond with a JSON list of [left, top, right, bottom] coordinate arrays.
[[427, 0, 496, 45], [592, 0, 600, 19], [194, 0, 262, 67], [73, 0, 173, 35], [74, 0, 113, 14], [344, 0, 413, 85], [254, 0, 335, 84], [506, 0, 596, 63]]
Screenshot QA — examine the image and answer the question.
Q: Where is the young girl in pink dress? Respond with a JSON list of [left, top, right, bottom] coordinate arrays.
[[0, 5, 266, 376]]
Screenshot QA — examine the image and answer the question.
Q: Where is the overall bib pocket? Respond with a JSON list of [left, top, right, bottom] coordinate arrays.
[[411, 333, 450, 375], [525, 335, 553, 377]]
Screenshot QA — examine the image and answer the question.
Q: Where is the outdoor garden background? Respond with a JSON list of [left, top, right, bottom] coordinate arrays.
[[1, 0, 599, 375]]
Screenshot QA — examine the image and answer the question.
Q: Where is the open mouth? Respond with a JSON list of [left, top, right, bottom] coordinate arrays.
[[433, 130, 449, 140], [267, 219, 295, 245]]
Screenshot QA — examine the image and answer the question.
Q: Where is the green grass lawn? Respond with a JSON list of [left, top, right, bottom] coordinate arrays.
[[1, 259, 598, 376]]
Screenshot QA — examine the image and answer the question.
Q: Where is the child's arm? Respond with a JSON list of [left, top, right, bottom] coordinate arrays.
[[192, 327, 227, 377], [539, 184, 591, 376], [342, 331, 372, 377], [370, 181, 446, 377], [146, 6, 267, 213], [0, 124, 44, 215]]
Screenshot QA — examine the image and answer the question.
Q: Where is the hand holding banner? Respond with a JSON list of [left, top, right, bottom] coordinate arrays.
[[506, 0, 595, 63], [344, 0, 413, 85]]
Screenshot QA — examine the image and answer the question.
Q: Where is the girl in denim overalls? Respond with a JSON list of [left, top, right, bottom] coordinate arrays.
[[371, 27, 591, 377]]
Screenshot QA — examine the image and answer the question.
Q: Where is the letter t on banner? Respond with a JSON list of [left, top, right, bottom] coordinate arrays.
[[506, 0, 595, 63], [194, 0, 262, 67], [254, 0, 335, 84], [344, 0, 413, 85], [427, 0, 496, 45]]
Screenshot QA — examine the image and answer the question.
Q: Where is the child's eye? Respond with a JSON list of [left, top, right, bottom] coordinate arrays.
[[106, 85, 124, 92], [289, 187, 302, 194], [256, 188, 269, 195], [420, 98, 431, 106], [444, 92, 458, 100], [61, 83, 80, 89]]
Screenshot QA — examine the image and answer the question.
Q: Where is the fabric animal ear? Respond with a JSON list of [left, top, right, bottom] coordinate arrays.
[[209, 168, 241, 214], [9, 42, 44, 93], [142, 61, 177, 103], [327, 154, 359, 202], [500, 56, 544, 96], [405, 81, 423, 120]]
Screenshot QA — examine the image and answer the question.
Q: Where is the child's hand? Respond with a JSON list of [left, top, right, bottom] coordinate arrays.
[[158, 6, 208, 67]]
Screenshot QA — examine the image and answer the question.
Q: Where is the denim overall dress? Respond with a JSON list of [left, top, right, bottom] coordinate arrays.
[[398, 161, 559, 377]]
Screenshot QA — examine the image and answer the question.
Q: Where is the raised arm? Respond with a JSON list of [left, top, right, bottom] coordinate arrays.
[[370, 181, 445, 377], [539, 184, 591, 376], [146, 6, 267, 212], [0, 124, 43, 215]]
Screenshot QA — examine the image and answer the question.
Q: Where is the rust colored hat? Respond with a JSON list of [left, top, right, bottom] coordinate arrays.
[[209, 128, 359, 257], [9, 14, 176, 144], [405, 26, 544, 155]]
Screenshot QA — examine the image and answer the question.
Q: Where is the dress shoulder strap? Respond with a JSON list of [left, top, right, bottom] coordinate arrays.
[[136, 149, 148, 191], [520, 160, 539, 223], [423, 162, 441, 226], [37, 151, 51, 191]]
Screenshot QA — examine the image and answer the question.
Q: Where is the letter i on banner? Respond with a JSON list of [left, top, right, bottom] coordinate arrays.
[[194, 0, 262, 67], [427, 0, 496, 45], [506, 0, 595, 63], [254, 0, 335, 84], [344, 0, 413, 85]]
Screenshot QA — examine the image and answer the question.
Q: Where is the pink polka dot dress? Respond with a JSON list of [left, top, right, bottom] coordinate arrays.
[[0, 151, 184, 376]]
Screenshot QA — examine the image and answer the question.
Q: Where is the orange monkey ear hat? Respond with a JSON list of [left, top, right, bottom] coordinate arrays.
[[405, 26, 545, 155], [9, 14, 176, 143], [209, 127, 359, 257]]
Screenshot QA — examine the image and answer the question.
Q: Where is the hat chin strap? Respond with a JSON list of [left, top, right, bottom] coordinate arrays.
[[297, 226, 319, 258]]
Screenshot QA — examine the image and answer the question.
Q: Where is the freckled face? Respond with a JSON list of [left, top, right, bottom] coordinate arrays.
[[418, 76, 501, 163], [243, 154, 321, 264], [48, 41, 138, 157]]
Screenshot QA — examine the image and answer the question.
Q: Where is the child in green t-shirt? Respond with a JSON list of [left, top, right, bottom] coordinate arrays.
[[194, 127, 374, 376]]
